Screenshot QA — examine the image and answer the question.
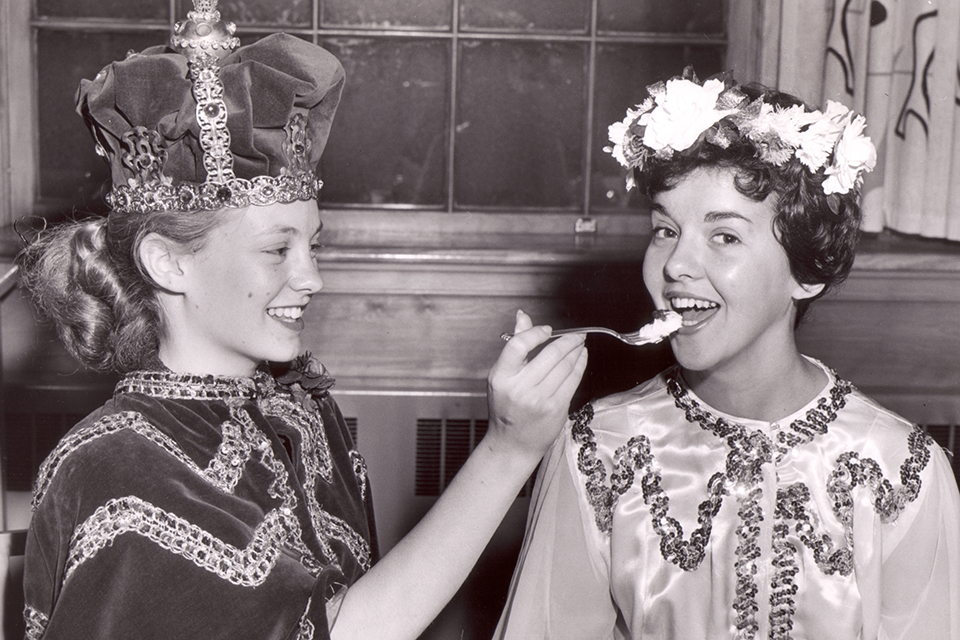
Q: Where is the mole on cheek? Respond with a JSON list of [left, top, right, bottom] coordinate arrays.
[[248, 292, 254, 298]]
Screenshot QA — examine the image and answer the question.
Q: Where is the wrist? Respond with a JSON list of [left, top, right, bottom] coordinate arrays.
[[474, 430, 547, 481]]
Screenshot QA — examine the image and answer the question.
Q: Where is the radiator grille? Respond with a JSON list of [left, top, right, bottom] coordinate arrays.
[[414, 416, 532, 497]]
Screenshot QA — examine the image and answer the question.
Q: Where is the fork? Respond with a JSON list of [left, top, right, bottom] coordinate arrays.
[[500, 326, 660, 346]]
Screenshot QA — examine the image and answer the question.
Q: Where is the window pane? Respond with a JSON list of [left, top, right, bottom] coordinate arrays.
[[320, 38, 449, 206], [37, 30, 161, 210], [598, 0, 724, 34], [460, 0, 590, 32], [455, 41, 585, 209], [323, 0, 451, 28], [186, 0, 313, 27], [590, 44, 724, 211], [37, 0, 168, 20]]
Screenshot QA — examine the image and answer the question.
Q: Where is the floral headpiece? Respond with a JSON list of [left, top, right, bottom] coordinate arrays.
[[605, 68, 877, 196]]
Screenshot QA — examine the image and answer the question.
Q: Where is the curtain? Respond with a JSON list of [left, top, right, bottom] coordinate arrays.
[[761, 0, 960, 241]]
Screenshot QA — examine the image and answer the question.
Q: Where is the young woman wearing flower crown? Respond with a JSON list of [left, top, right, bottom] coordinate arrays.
[[494, 69, 960, 640], [15, 5, 587, 639]]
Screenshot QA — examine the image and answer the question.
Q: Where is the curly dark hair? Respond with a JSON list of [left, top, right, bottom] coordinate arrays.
[[17, 207, 228, 373], [637, 85, 863, 325]]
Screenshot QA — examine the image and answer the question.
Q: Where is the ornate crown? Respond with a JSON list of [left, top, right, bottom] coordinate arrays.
[[76, 0, 345, 215], [605, 68, 877, 196]]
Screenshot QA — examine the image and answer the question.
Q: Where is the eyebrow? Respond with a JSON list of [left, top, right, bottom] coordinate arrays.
[[650, 204, 752, 224], [704, 211, 752, 224], [260, 221, 324, 238]]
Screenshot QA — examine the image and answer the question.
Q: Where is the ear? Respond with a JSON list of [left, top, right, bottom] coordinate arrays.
[[139, 232, 191, 293], [793, 281, 825, 302]]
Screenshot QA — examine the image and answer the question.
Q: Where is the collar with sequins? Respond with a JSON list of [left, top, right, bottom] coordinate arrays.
[[115, 369, 276, 401], [666, 362, 854, 457]]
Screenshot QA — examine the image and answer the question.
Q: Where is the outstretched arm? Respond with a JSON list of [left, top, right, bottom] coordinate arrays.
[[331, 311, 588, 640]]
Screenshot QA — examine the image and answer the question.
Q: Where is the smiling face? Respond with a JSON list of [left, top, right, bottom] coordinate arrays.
[[161, 199, 324, 377], [642, 167, 822, 380]]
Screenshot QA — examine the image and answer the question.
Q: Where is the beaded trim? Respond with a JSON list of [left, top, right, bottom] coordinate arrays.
[[33, 411, 219, 509], [571, 367, 932, 640], [768, 520, 800, 639], [257, 386, 372, 571], [23, 605, 47, 640], [296, 597, 316, 640], [190, 53, 234, 184], [774, 377, 853, 462], [258, 387, 334, 483], [226, 405, 343, 572], [106, 169, 322, 215], [351, 450, 369, 502], [33, 407, 329, 580], [33, 409, 275, 509], [767, 429, 931, 640], [66, 495, 299, 585], [827, 424, 933, 529], [116, 370, 259, 401]]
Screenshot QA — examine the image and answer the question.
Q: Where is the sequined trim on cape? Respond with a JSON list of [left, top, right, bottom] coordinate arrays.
[[34, 406, 326, 584], [66, 495, 301, 585], [118, 369, 371, 570], [571, 366, 933, 640], [23, 605, 47, 640], [296, 597, 316, 640], [258, 381, 371, 571]]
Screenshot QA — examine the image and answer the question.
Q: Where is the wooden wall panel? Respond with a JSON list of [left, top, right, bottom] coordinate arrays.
[[300, 241, 960, 422]]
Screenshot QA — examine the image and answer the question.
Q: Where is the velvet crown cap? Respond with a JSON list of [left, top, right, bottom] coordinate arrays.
[[76, 0, 345, 214]]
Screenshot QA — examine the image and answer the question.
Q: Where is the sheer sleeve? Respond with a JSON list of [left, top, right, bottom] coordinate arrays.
[[494, 422, 619, 640], [858, 443, 960, 639]]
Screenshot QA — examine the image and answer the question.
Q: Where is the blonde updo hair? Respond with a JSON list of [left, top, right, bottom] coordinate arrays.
[[18, 207, 228, 373]]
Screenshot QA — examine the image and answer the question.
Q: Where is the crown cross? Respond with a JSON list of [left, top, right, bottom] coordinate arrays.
[[171, 0, 239, 63]]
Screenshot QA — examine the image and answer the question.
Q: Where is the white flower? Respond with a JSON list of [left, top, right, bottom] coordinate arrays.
[[822, 114, 877, 195], [795, 101, 849, 171], [742, 103, 807, 165], [639, 78, 734, 153]]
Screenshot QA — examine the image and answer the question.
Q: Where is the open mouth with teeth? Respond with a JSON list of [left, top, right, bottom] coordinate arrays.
[[266, 306, 305, 324], [669, 297, 720, 326]]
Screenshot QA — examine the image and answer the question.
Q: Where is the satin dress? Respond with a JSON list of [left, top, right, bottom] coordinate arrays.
[[495, 360, 960, 640], [23, 366, 376, 639]]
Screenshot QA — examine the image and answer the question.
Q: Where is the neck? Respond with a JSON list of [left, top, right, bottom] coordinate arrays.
[[156, 296, 259, 378], [683, 350, 827, 423]]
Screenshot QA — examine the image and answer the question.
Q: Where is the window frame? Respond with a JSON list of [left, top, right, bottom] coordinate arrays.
[[0, 0, 762, 236]]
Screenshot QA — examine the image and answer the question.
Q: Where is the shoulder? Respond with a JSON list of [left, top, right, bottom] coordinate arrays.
[[833, 385, 924, 453], [571, 369, 673, 437], [32, 398, 210, 511]]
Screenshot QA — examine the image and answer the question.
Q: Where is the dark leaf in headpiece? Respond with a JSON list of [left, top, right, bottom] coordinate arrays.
[[729, 97, 764, 129], [678, 128, 715, 158], [681, 66, 700, 84], [705, 122, 737, 149], [716, 85, 748, 111], [645, 80, 667, 98], [826, 193, 841, 215]]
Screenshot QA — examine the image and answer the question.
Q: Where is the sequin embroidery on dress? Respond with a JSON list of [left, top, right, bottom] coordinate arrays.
[[572, 366, 934, 640]]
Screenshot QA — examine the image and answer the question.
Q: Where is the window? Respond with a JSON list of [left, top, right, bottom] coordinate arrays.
[[2, 0, 738, 228]]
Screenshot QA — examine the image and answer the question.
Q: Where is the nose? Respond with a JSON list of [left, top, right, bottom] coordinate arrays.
[[661, 235, 700, 282], [291, 253, 323, 294]]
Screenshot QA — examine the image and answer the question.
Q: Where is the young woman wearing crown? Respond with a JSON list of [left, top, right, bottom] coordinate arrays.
[[494, 69, 960, 640], [15, 3, 588, 638]]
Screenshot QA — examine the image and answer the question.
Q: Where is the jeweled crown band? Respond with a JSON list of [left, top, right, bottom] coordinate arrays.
[[106, 173, 323, 215]]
